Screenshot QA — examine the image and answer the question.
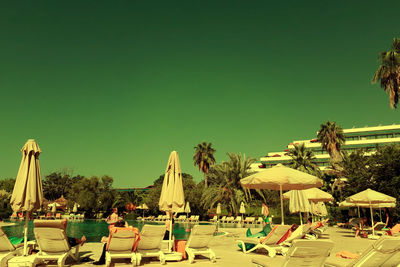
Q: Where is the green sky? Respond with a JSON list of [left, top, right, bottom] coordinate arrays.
[[1, 1, 400, 187]]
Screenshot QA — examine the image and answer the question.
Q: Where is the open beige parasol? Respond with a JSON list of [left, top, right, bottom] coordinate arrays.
[[283, 188, 333, 202], [240, 164, 322, 224], [158, 151, 185, 251], [10, 139, 43, 255], [346, 188, 396, 237]]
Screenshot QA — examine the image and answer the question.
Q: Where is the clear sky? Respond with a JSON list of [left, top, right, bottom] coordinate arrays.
[[1, 1, 400, 187]]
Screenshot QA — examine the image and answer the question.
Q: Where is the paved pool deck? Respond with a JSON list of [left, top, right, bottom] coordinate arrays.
[[47, 226, 376, 267]]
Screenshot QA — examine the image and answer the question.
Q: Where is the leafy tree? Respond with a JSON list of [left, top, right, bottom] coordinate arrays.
[[201, 153, 255, 215], [340, 145, 400, 221], [317, 121, 345, 171], [288, 143, 321, 176], [42, 172, 73, 200], [193, 142, 216, 187], [372, 38, 400, 109], [0, 178, 15, 193]]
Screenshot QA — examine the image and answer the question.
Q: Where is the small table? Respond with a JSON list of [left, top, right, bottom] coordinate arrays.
[[174, 240, 187, 259]]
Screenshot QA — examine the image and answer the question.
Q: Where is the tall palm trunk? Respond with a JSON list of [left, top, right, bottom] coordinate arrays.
[[204, 172, 208, 188]]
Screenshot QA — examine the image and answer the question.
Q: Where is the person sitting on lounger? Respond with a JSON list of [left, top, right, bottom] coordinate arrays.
[[246, 203, 272, 238], [94, 220, 139, 265], [59, 219, 86, 247]]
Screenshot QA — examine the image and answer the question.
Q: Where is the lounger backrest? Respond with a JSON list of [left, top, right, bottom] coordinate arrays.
[[261, 225, 291, 245], [0, 227, 15, 252], [186, 225, 216, 249], [234, 216, 241, 221], [350, 236, 400, 267], [372, 222, 386, 231], [283, 240, 334, 267], [137, 225, 165, 251], [285, 224, 311, 243], [33, 219, 70, 253], [390, 224, 400, 236], [108, 227, 136, 253], [220, 216, 226, 221]]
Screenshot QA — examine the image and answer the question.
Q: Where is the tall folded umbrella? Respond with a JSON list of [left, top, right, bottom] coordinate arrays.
[[184, 202, 191, 217], [159, 151, 185, 251], [289, 190, 311, 225], [73, 203, 78, 213], [10, 139, 43, 255], [240, 164, 322, 224], [239, 202, 246, 222], [346, 188, 396, 237]]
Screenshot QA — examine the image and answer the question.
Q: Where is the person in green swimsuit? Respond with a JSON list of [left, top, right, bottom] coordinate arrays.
[[246, 202, 272, 238], [238, 203, 273, 251]]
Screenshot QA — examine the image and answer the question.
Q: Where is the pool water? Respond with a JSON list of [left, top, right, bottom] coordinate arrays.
[[3, 220, 224, 242]]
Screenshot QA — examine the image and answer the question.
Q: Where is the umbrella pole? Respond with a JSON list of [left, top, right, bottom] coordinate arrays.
[[299, 212, 303, 225], [357, 206, 360, 218], [379, 207, 382, 222], [24, 211, 29, 256], [369, 202, 374, 237], [168, 211, 173, 253], [280, 185, 284, 225]]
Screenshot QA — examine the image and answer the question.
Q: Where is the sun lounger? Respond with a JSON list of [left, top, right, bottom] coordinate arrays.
[[236, 225, 292, 257], [177, 215, 186, 222], [388, 224, 400, 236], [136, 224, 166, 265], [33, 219, 80, 267], [225, 216, 234, 223], [281, 224, 311, 246], [186, 215, 194, 222], [255, 217, 263, 224], [185, 224, 217, 264], [325, 235, 400, 267], [210, 216, 217, 222], [244, 217, 255, 224], [154, 215, 163, 221], [105, 227, 138, 267], [194, 215, 200, 222], [0, 227, 23, 267], [252, 239, 334, 267], [219, 216, 226, 223], [365, 222, 386, 236], [233, 216, 242, 223]]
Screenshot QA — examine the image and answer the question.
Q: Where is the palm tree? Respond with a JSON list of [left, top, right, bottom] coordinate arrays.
[[201, 153, 255, 214], [193, 142, 216, 187], [317, 121, 345, 171], [372, 38, 400, 109], [288, 143, 321, 176]]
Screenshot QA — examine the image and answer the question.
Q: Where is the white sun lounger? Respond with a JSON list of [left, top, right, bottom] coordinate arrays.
[[324, 235, 400, 267], [105, 227, 138, 267], [136, 224, 166, 265], [33, 219, 80, 267], [236, 225, 292, 257], [252, 239, 334, 267], [185, 224, 217, 264], [210, 216, 217, 222], [0, 227, 23, 267], [233, 216, 242, 223]]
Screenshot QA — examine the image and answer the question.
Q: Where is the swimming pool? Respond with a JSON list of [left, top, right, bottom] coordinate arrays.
[[2, 220, 231, 242]]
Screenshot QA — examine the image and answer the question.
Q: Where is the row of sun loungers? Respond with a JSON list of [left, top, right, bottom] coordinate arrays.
[[0, 220, 217, 267], [138, 215, 200, 223], [236, 220, 400, 266], [209, 215, 261, 224]]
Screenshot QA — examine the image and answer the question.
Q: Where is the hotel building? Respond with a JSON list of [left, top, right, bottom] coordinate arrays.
[[250, 124, 400, 172]]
